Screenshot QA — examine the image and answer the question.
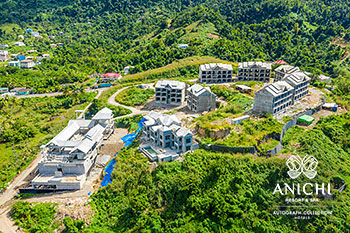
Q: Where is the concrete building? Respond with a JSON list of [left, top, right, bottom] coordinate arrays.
[[198, 63, 233, 83], [187, 84, 216, 112], [9, 61, 20, 68], [318, 74, 331, 83], [13, 41, 25, 47], [140, 111, 196, 162], [235, 84, 252, 94], [253, 81, 294, 114], [155, 80, 186, 106], [31, 108, 114, 190], [178, 44, 189, 49], [274, 65, 301, 81], [283, 72, 310, 102], [0, 50, 9, 61], [20, 59, 36, 68], [237, 61, 271, 82]]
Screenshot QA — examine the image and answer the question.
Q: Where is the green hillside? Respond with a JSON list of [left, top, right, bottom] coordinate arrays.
[[0, 0, 350, 232]]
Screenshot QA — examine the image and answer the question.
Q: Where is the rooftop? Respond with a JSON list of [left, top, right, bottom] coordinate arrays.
[[283, 72, 311, 86], [188, 84, 214, 97], [200, 63, 233, 71], [275, 65, 300, 73], [155, 80, 186, 90], [238, 61, 271, 69], [262, 81, 293, 97]]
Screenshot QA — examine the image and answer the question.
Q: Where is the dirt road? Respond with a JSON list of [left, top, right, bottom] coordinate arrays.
[[108, 86, 149, 119]]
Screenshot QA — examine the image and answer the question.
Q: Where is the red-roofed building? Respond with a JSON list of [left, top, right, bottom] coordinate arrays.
[[274, 60, 287, 64], [99, 73, 122, 83], [101, 73, 122, 78]]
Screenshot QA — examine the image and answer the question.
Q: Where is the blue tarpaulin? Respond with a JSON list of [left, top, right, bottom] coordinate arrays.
[[99, 118, 146, 188]]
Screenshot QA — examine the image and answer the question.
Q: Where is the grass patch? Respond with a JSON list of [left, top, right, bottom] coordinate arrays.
[[115, 86, 155, 107], [121, 56, 237, 83]]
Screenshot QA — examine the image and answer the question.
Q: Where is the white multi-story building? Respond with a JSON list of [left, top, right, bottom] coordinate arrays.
[[274, 65, 301, 81], [253, 81, 294, 114], [155, 80, 186, 106], [187, 84, 216, 112], [31, 108, 114, 190], [253, 71, 311, 115], [283, 72, 310, 102], [140, 112, 196, 162], [198, 63, 233, 83], [237, 61, 271, 82]]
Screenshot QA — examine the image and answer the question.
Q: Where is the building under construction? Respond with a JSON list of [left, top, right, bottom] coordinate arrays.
[[28, 108, 114, 191]]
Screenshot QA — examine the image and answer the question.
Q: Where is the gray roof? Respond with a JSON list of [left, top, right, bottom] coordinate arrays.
[[72, 124, 105, 154], [200, 63, 233, 71], [173, 127, 191, 137], [283, 72, 310, 86], [236, 84, 251, 90], [92, 107, 113, 120], [155, 80, 186, 90], [275, 65, 300, 74], [188, 84, 214, 97], [238, 61, 271, 69], [144, 111, 191, 137], [262, 81, 293, 97], [145, 111, 181, 127], [49, 122, 80, 146]]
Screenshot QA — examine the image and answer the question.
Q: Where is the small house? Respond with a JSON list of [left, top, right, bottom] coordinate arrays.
[[0, 50, 9, 61], [297, 115, 314, 125], [43, 54, 51, 59], [13, 41, 25, 47], [9, 61, 20, 68], [236, 84, 252, 94], [10, 87, 32, 95], [318, 74, 331, 83], [31, 31, 40, 37], [231, 115, 250, 125], [178, 44, 189, 49], [322, 103, 338, 112], [0, 88, 9, 94], [0, 44, 9, 49], [20, 59, 36, 68]]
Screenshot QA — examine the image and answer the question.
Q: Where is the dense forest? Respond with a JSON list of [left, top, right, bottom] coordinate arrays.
[[1, 0, 350, 232], [0, 0, 349, 92]]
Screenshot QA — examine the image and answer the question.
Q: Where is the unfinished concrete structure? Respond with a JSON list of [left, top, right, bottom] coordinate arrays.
[[31, 108, 114, 190], [155, 80, 186, 106], [253, 81, 294, 114], [198, 63, 233, 83], [253, 70, 311, 115], [187, 84, 216, 112], [274, 65, 301, 81], [140, 111, 196, 162], [237, 62, 271, 82], [283, 72, 310, 102]]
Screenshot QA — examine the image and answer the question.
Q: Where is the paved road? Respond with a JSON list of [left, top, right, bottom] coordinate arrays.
[[0, 153, 43, 233], [13, 87, 108, 99]]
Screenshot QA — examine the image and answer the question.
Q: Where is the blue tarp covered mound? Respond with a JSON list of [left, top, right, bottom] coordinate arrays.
[[99, 118, 146, 188]]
